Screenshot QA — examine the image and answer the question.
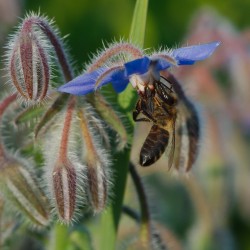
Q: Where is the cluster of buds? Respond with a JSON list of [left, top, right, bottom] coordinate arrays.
[[1, 13, 128, 226]]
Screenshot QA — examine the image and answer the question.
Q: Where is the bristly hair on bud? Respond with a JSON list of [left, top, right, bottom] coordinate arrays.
[[43, 97, 85, 224], [4, 13, 56, 105], [0, 155, 50, 228], [77, 102, 112, 213], [51, 159, 78, 223]]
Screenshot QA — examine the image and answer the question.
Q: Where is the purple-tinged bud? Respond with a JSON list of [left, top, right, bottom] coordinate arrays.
[[6, 16, 51, 103], [43, 97, 84, 223], [0, 156, 50, 227], [52, 159, 77, 223], [86, 162, 108, 213], [78, 107, 111, 213]]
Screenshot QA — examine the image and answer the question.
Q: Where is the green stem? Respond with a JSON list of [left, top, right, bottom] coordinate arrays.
[[48, 223, 69, 250], [100, 149, 130, 249], [122, 205, 140, 222], [35, 17, 74, 82]]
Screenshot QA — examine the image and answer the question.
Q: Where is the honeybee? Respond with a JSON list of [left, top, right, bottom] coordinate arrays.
[[133, 73, 199, 171]]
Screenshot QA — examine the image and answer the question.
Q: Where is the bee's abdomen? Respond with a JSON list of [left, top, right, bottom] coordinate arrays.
[[140, 125, 169, 166]]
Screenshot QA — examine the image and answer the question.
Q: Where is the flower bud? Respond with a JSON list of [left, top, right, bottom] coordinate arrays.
[[78, 107, 111, 213], [0, 156, 50, 227], [7, 16, 51, 103], [52, 159, 77, 223], [43, 98, 85, 223], [86, 162, 108, 213]]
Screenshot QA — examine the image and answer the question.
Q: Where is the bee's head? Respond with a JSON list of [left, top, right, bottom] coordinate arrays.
[[129, 62, 161, 95]]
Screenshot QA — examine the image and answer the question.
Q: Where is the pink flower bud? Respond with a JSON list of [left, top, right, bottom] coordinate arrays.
[[78, 107, 111, 213], [7, 17, 51, 103], [86, 163, 108, 213], [52, 160, 77, 223]]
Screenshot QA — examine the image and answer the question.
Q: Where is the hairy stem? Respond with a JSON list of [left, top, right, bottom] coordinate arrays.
[[88, 42, 143, 72], [34, 18, 74, 82], [58, 96, 76, 161]]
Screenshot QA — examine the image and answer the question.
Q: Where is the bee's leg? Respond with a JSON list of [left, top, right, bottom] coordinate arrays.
[[141, 109, 156, 123], [133, 109, 157, 123], [133, 109, 151, 122], [133, 97, 156, 123], [154, 96, 161, 107]]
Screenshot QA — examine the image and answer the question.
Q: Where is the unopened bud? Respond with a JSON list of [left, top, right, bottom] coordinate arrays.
[[78, 108, 111, 213], [0, 157, 50, 227], [86, 162, 108, 213], [7, 16, 51, 103], [52, 159, 77, 223]]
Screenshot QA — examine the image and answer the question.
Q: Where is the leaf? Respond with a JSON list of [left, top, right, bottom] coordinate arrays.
[[47, 223, 70, 250], [129, 0, 149, 47]]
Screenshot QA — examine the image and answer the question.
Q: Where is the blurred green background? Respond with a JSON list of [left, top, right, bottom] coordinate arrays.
[[15, 0, 250, 69]]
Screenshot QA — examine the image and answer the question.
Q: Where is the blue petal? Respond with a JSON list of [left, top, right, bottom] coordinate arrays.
[[58, 68, 105, 95], [172, 41, 220, 65], [96, 67, 129, 93], [112, 79, 129, 93], [124, 57, 151, 76], [109, 69, 129, 93], [154, 59, 172, 71], [58, 67, 129, 95]]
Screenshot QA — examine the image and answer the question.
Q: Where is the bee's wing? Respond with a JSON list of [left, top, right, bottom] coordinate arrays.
[[184, 102, 200, 172], [164, 118, 176, 170], [174, 102, 200, 172], [173, 111, 189, 172]]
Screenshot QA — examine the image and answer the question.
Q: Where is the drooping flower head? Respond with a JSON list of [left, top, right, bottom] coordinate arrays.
[[58, 41, 220, 96]]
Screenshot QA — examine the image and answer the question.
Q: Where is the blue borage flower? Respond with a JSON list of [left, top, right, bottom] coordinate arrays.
[[58, 41, 220, 95]]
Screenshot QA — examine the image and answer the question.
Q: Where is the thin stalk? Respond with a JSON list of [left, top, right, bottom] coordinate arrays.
[[100, 149, 130, 248], [58, 96, 76, 162], [129, 163, 151, 248], [34, 18, 74, 82], [32, 16, 74, 138]]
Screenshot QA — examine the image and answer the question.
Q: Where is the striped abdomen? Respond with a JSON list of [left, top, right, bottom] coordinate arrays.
[[140, 125, 169, 166]]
